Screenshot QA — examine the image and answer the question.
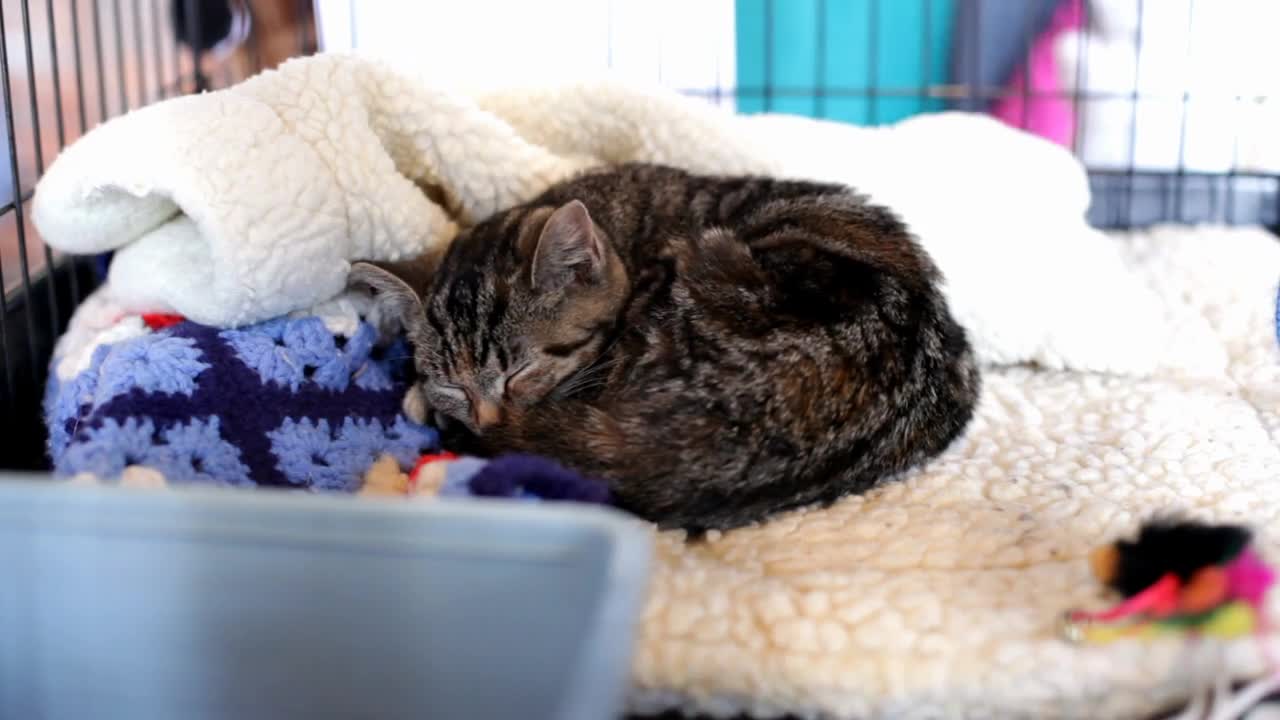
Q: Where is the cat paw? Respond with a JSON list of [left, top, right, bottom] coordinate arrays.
[[402, 387, 428, 425]]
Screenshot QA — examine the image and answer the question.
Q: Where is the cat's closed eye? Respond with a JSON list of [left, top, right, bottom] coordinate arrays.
[[503, 362, 536, 399], [434, 384, 468, 403], [425, 384, 471, 428], [543, 334, 597, 357], [506, 357, 575, 402], [361, 163, 978, 532]]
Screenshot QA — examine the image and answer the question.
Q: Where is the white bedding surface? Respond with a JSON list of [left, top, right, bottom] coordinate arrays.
[[27, 53, 1280, 719], [628, 225, 1280, 720], [31, 54, 1194, 384]]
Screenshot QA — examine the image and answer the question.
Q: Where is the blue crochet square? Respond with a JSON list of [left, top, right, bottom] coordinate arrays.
[[46, 312, 438, 490]]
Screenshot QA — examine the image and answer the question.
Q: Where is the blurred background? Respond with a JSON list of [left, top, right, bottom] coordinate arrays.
[[4, 0, 1278, 294], [4, 0, 1279, 289], [1, 0, 1277, 466]]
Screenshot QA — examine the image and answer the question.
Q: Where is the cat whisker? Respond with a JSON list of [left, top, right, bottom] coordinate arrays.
[[553, 357, 623, 399], [561, 366, 617, 391], [371, 163, 977, 530]]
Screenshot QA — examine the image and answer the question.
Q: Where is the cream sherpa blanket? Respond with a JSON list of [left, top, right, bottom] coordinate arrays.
[[630, 223, 1280, 720], [33, 54, 1216, 378], [29, 55, 1280, 718]]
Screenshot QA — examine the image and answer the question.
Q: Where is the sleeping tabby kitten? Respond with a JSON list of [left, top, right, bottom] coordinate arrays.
[[351, 163, 979, 531]]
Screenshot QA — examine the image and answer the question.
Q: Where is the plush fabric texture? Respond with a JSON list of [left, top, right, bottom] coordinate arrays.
[[47, 225, 1280, 719], [32, 55, 1280, 718], [467, 454, 614, 504], [31, 53, 1213, 379], [44, 288, 617, 507], [625, 225, 1280, 720], [45, 287, 437, 490]]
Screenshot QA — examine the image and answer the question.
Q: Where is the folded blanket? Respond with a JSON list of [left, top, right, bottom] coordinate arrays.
[[45, 287, 615, 507], [33, 54, 1280, 719], [32, 54, 1219, 377], [45, 287, 434, 488], [47, 224, 1280, 720]]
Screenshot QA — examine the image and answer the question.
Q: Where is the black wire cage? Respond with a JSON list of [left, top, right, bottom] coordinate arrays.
[[0, 0, 315, 469], [0, 0, 1275, 471]]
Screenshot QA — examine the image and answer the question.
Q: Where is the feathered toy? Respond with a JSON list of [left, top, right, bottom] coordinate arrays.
[[1062, 520, 1280, 720], [1061, 521, 1273, 644]]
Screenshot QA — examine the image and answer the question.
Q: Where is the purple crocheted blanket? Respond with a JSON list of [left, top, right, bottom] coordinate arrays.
[[43, 287, 612, 505]]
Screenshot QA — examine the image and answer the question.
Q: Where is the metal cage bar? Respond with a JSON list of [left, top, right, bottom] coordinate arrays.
[[0, 0, 1275, 471], [0, 0, 314, 469], [0, 1, 42, 384]]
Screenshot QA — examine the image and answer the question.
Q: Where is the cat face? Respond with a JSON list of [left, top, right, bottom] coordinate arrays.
[[351, 199, 629, 438]]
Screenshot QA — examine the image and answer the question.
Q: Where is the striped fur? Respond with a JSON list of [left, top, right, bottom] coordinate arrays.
[[355, 163, 980, 531]]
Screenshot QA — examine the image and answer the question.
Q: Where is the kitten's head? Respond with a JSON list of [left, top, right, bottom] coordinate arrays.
[[351, 199, 628, 438]]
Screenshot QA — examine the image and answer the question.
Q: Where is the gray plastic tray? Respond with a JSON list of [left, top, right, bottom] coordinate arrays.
[[0, 477, 652, 720]]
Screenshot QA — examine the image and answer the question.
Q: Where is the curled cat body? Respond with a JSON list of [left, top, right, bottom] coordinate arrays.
[[351, 163, 979, 531]]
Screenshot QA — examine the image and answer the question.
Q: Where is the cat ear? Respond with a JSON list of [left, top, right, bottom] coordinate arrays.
[[531, 200, 608, 291], [348, 260, 427, 334]]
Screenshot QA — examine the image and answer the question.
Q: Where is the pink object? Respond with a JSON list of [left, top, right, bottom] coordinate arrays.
[[1071, 573, 1182, 623], [991, 0, 1084, 147], [1226, 548, 1277, 608]]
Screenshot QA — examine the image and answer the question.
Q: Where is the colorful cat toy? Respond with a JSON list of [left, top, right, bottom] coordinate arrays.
[[1061, 520, 1275, 644]]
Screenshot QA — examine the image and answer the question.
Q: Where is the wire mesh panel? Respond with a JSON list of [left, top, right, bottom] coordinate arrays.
[[0, 0, 315, 469], [320, 0, 1280, 231], [1, 0, 1276, 470], [733, 0, 1279, 228]]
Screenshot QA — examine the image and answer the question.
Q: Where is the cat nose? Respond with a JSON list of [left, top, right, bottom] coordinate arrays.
[[472, 397, 502, 430]]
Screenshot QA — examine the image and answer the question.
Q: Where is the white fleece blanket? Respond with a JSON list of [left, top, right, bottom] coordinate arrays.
[[32, 54, 1218, 377], [31, 55, 1280, 718], [628, 223, 1280, 720]]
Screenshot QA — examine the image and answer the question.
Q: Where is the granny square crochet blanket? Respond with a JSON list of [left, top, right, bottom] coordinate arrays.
[[28, 52, 1280, 719], [45, 287, 437, 490]]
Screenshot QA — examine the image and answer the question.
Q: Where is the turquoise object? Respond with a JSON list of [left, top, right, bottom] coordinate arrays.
[[735, 0, 956, 125]]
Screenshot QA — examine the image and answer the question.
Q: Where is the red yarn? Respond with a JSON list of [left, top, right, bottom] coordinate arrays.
[[142, 313, 186, 330], [408, 452, 458, 488]]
